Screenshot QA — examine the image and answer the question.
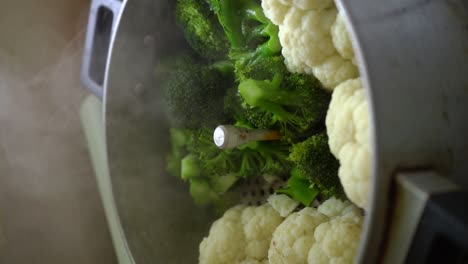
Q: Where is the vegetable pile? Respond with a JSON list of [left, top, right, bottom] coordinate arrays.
[[199, 195, 363, 264], [156, 0, 371, 262], [159, 0, 343, 209]]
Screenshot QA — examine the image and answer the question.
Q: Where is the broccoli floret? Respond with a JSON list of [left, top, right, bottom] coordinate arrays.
[[175, 127, 291, 205], [175, 0, 230, 59], [235, 54, 284, 81], [241, 141, 291, 175], [277, 167, 321, 206], [181, 154, 202, 180], [165, 0, 340, 209], [289, 133, 345, 199], [207, 0, 280, 56], [160, 56, 235, 129], [236, 56, 330, 139], [189, 178, 221, 206], [166, 128, 192, 177], [186, 128, 239, 175], [189, 128, 291, 177]]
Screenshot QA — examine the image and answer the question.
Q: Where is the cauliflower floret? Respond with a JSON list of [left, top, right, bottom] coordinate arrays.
[[308, 219, 362, 263], [262, 0, 333, 24], [262, 0, 358, 90], [269, 198, 363, 264], [312, 55, 359, 91], [280, 7, 337, 70], [331, 14, 355, 63], [326, 78, 370, 209], [261, 0, 290, 25], [199, 204, 284, 264], [308, 199, 363, 263], [267, 194, 300, 217], [269, 207, 328, 264]]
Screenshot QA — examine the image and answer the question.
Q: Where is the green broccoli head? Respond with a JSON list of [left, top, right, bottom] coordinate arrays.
[[181, 154, 202, 180], [187, 128, 291, 177], [188, 128, 241, 176], [234, 54, 285, 81], [289, 133, 345, 199], [243, 141, 291, 175], [160, 56, 234, 129], [175, 0, 230, 59], [173, 127, 292, 205], [206, 0, 280, 56], [236, 56, 330, 139]]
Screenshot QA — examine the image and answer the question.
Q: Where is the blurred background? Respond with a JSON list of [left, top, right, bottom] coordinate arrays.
[[0, 0, 117, 263]]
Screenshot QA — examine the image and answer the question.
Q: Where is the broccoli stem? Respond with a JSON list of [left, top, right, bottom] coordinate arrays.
[[239, 151, 262, 174], [277, 167, 320, 206], [211, 60, 234, 74], [181, 154, 202, 180], [215, 0, 244, 48], [244, 3, 267, 22], [238, 74, 304, 119], [213, 0, 280, 55], [258, 23, 281, 55]]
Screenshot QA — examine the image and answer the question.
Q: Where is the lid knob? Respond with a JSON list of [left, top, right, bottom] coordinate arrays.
[[213, 125, 281, 149]]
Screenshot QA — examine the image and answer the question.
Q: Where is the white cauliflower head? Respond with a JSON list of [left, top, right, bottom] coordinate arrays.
[[261, 0, 290, 25], [199, 204, 284, 264], [326, 78, 370, 209], [269, 198, 363, 264], [312, 55, 359, 91], [267, 194, 300, 217], [279, 7, 338, 72], [261, 0, 333, 25], [331, 14, 355, 63], [268, 207, 328, 264], [262, 0, 358, 90]]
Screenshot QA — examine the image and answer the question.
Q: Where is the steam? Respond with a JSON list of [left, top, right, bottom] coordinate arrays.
[[0, 2, 114, 262]]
